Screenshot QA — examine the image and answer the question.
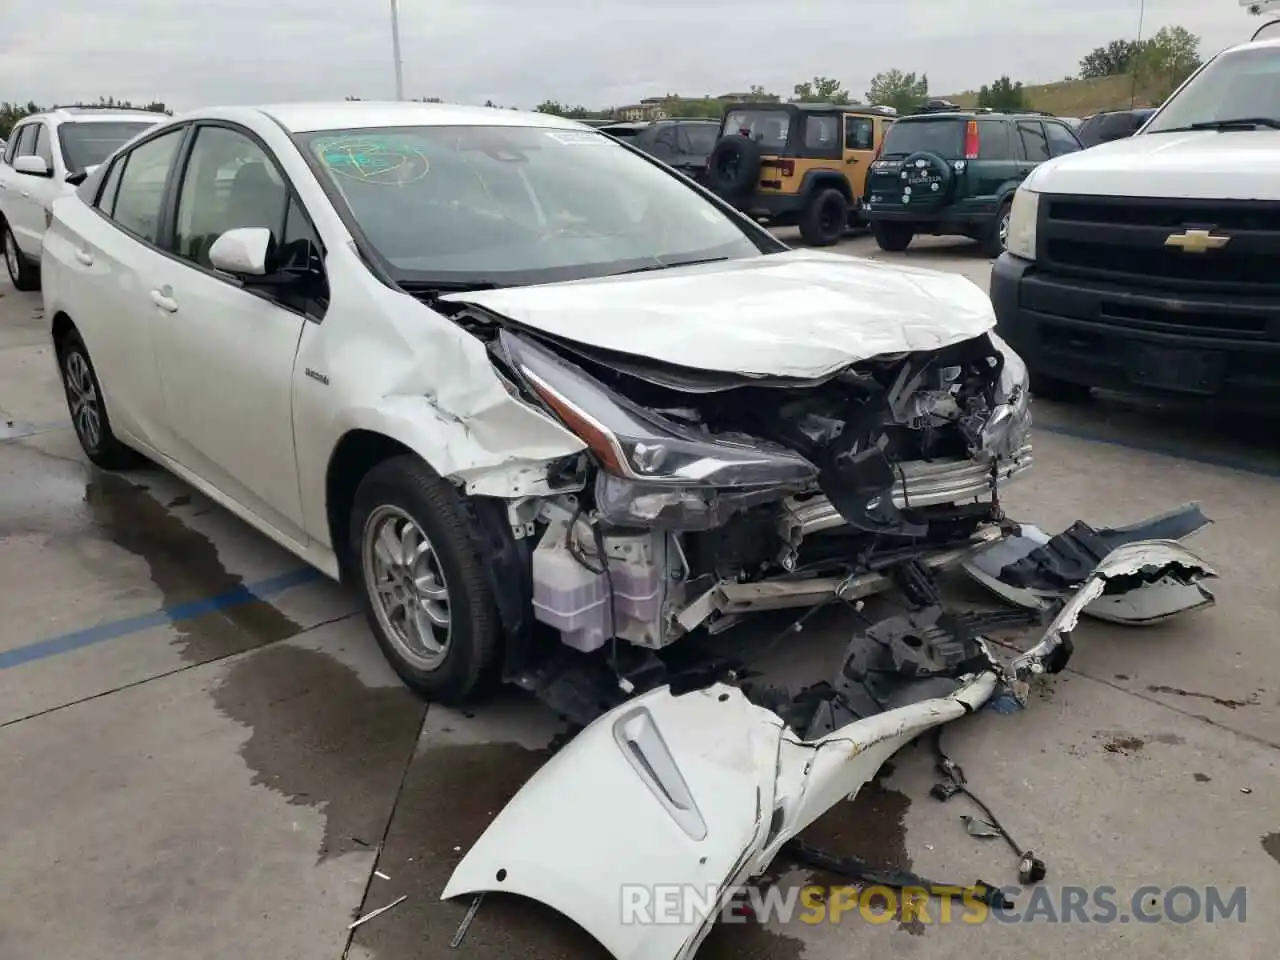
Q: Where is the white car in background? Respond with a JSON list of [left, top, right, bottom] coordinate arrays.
[[1, 106, 161, 289]]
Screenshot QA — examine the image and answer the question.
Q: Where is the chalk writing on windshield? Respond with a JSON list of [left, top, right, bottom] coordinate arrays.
[[313, 136, 432, 183]]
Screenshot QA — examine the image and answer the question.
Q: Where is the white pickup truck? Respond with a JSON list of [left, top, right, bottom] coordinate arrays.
[[991, 33, 1280, 410], [1, 106, 160, 290]]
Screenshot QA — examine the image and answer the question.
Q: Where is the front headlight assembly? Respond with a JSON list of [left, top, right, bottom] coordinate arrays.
[[980, 332, 1032, 459], [498, 332, 818, 528], [1005, 187, 1039, 261]]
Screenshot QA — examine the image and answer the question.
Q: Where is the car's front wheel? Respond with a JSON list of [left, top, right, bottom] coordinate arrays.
[[350, 455, 502, 704], [3, 222, 40, 291], [57, 329, 143, 469]]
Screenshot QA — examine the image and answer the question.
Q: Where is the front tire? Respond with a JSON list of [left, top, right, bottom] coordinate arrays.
[[981, 200, 1012, 258], [3, 222, 40, 291], [799, 188, 848, 246], [58, 329, 143, 469], [872, 220, 915, 252], [350, 455, 502, 704]]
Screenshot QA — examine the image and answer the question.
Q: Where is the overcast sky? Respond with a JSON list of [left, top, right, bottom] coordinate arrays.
[[0, 1, 1257, 112]]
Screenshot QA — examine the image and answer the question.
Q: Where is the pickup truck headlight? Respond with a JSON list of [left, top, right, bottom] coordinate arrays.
[[498, 332, 817, 490], [1005, 187, 1039, 261]]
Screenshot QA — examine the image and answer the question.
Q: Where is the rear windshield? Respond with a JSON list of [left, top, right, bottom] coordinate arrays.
[[58, 121, 157, 172], [683, 123, 718, 154], [880, 118, 963, 158], [723, 109, 791, 150]]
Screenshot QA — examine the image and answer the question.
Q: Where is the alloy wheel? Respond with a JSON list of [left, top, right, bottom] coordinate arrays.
[[3, 230, 19, 283], [361, 505, 452, 671], [64, 350, 102, 450]]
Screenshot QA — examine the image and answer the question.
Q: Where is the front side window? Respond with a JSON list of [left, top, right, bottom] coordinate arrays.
[[1044, 121, 1081, 157], [58, 121, 157, 174], [844, 117, 874, 150], [33, 124, 54, 167], [109, 129, 184, 243], [173, 125, 291, 268], [301, 124, 768, 285], [1145, 46, 1280, 133], [1018, 121, 1051, 162]]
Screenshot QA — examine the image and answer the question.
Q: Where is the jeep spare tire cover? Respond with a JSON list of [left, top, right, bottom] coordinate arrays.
[[707, 134, 763, 195], [897, 151, 954, 208]]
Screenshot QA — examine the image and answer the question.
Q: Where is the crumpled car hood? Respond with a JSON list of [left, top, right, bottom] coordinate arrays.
[[441, 249, 996, 379]]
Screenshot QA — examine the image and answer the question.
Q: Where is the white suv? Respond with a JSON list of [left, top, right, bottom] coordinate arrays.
[[1, 107, 161, 290]]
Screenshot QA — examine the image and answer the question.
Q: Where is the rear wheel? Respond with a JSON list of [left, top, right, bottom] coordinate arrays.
[[57, 329, 143, 469], [799, 188, 849, 246], [981, 200, 1012, 258], [3, 222, 39, 291], [872, 221, 915, 252], [350, 455, 502, 704]]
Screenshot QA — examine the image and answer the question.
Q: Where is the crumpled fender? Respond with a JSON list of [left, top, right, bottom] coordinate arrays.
[[442, 672, 1000, 960], [332, 393, 585, 497]]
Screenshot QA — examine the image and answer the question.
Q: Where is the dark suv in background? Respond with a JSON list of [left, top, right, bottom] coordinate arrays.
[[864, 109, 1082, 256], [1074, 108, 1156, 148], [602, 118, 720, 183]]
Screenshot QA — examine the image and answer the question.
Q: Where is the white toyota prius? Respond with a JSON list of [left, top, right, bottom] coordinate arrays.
[[41, 101, 1037, 709]]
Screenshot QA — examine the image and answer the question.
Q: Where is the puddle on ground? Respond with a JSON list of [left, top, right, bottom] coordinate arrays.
[[211, 643, 425, 862], [1, 441, 301, 662]]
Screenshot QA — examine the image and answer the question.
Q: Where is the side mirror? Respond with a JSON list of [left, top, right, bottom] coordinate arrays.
[[14, 155, 51, 177], [209, 227, 274, 277]]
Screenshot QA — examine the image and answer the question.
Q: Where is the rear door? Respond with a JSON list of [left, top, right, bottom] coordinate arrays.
[[972, 118, 1020, 200], [842, 114, 876, 197], [1, 123, 46, 256], [1043, 119, 1083, 159]]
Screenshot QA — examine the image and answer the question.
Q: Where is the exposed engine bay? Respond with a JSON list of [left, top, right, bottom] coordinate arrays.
[[440, 300, 1032, 720]]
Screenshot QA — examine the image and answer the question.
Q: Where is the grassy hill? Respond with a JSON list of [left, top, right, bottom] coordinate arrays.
[[943, 74, 1156, 117]]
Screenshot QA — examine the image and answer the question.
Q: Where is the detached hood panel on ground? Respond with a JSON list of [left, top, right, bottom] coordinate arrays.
[[442, 249, 997, 379]]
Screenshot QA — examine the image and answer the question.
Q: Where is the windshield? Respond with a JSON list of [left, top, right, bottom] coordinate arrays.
[[1145, 46, 1280, 133], [301, 125, 768, 284], [58, 121, 156, 172], [880, 118, 963, 157], [723, 109, 791, 150]]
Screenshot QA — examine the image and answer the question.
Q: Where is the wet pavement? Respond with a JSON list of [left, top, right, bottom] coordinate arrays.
[[2, 236, 1278, 960]]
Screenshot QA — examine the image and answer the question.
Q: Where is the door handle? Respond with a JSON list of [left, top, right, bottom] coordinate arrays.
[[150, 289, 178, 313], [19, 190, 30, 198], [846, 157, 860, 164], [74, 249, 94, 266]]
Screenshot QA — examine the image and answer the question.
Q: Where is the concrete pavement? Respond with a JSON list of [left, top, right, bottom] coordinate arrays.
[[1, 235, 1276, 960]]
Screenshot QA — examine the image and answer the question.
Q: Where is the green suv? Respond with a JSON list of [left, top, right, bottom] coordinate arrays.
[[863, 108, 1082, 256]]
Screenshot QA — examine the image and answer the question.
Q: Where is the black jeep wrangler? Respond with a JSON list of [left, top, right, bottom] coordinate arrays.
[[864, 107, 1082, 256]]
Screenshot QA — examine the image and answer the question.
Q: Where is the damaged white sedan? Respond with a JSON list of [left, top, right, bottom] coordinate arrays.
[[41, 100, 1040, 707]]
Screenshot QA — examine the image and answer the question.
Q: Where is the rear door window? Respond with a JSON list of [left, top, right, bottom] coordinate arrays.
[[880, 118, 963, 158], [681, 123, 717, 155], [976, 120, 1012, 159], [804, 114, 840, 150], [1044, 121, 1082, 157], [1017, 121, 1051, 162]]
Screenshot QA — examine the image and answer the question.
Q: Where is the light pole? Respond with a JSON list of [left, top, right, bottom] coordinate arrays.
[[1129, 0, 1146, 108], [389, 0, 405, 100]]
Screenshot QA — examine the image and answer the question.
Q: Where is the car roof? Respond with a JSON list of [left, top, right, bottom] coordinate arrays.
[[184, 101, 589, 134], [722, 100, 893, 116], [19, 107, 164, 124]]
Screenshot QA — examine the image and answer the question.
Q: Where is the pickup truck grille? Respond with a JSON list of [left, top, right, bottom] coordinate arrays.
[[1038, 195, 1280, 292]]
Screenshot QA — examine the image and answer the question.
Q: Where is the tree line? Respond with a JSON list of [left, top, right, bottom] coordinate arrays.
[[1, 97, 170, 139], [3, 25, 1205, 139]]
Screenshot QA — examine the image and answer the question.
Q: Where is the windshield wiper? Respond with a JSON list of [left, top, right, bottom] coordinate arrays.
[[398, 279, 502, 294], [1156, 117, 1280, 132], [617, 256, 731, 276]]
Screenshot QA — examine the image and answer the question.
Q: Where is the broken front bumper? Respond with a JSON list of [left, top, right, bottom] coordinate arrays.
[[780, 442, 1033, 540]]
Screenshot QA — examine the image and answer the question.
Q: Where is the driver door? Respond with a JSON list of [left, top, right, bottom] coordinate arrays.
[[842, 115, 875, 197], [146, 122, 322, 542]]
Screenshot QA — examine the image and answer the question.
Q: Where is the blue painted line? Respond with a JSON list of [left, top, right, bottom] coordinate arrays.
[[1037, 421, 1280, 479], [0, 566, 323, 671]]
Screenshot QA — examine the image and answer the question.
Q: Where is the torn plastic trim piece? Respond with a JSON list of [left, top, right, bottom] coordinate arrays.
[[1008, 539, 1216, 692]]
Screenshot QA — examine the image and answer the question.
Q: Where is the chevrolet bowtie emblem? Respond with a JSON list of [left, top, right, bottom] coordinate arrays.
[[1164, 229, 1230, 253]]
